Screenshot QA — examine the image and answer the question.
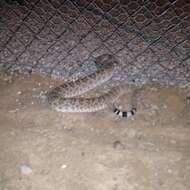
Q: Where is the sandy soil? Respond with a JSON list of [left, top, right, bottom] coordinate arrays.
[[0, 72, 190, 190]]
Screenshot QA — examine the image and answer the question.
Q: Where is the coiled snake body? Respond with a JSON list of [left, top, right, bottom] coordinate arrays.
[[46, 54, 137, 118]]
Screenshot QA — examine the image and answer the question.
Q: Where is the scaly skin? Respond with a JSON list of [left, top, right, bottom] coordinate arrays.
[[46, 54, 132, 113]]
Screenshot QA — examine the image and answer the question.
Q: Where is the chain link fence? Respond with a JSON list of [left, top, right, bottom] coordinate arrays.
[[0, 0, 189, 85]]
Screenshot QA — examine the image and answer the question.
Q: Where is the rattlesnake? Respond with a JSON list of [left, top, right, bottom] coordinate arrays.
[[45, 54, 137, 118]]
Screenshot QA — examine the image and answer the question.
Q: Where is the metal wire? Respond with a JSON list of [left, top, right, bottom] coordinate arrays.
[[0, 0, 189, 85]]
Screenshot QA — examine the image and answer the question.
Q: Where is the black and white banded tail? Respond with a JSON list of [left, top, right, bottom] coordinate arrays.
[[113, 106, 137, 118]]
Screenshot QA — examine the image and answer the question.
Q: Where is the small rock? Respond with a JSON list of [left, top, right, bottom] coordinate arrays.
[[113, 140, 125, 150], [17, 91, 22, 95], [9, 108, 19, 112], [60, 164, 67, 169], [20, 164, 33, 175]]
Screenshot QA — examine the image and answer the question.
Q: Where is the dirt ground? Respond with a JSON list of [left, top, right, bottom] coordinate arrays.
[[0, 72, 190, 190]]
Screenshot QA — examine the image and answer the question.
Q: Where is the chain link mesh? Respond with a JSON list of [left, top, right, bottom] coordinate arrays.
[[0, 0, 189, 85]]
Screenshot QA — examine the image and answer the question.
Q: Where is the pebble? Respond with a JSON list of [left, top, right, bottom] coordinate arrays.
[[60, 164, 67, 169], [113, 140, 125, 150], [17, 91, 22, 95], [162, 104, 168, 109], [20, 164, 33, 175], [9, 108, 19, 112], [151, 104, 159, 110]]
